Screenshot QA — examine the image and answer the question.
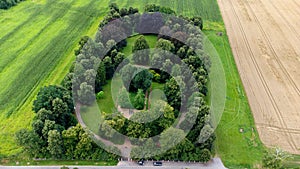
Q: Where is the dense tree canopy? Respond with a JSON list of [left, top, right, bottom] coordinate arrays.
[[0, 0, 24, 9]]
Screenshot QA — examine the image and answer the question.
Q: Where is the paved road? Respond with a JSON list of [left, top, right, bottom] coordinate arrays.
[[0, 158, 227, 169]]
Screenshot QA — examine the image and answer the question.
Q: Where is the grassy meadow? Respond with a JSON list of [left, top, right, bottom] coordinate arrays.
[[0, 0, 111, 155], [0, 0, 265, 168]]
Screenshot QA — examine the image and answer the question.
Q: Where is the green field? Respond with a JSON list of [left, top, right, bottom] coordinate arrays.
[[203, 26, 264, 168], [0, 0, 111, 155], [0, 0, 265, 167]]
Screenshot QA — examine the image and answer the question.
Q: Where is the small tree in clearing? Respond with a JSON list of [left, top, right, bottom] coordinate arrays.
[[134, 89, 145, 110], [132, 35, 150, 65]]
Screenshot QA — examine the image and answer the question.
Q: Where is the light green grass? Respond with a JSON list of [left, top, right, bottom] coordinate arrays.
[[0, 0, 110, 156], [203, 25, 264, 168]]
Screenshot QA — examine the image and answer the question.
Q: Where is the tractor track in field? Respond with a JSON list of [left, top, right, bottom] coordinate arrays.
[[218, 0, 300, 154], [227, 0, 296, 152], [243, 0, 298, 150], [246, 0, 300, 98]]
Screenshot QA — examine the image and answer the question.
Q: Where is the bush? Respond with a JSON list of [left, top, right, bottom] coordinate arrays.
[[60, 166, 69, 169], [97, 91, 104, 100]]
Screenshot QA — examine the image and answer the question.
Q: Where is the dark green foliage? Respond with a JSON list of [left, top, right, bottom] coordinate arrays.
[[132, 35, 150, 65], [134, 89, 145, 110], [0, 0, 24, 9], [132, 69, 153, 92], [190, 16, 203, 30], [144, 4, 176, 14], [15, 129, 43, 157], [121, 65, 153, 92], [47, 130, 64, 159], [199, 148, 211, 163], [74, 36, 90, 56], [33, 85, 74, 114], [61, 73, 74, 91], [95, 62, 106, 93], [164, 77, 182, 110], [103, 56, 114, 79]]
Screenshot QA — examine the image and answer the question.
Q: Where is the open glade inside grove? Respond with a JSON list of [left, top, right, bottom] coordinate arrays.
[[16, 3, 215, 162]]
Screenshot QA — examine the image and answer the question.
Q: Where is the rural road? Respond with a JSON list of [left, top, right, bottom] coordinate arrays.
[[0, 158, 227, 169], [218, 0, 300, 154]]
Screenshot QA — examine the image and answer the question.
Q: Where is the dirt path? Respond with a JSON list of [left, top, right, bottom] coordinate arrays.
[[218, 0, 300, 154]]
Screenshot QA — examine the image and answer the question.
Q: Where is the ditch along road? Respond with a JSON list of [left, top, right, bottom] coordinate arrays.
[[217, 0, 300, 154]]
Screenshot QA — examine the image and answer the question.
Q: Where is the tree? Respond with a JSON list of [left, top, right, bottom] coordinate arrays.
[[118, 87, 132, 108], [95, 61, 106, 93], [132, 36, 150, 65], [263, 148, 291, 169], [157, 101, 175, 129], [74, 133, 93, 159], [160, 127, 185, 152], [61, 72, 74, 91], [198, 124, 214, 143], [132, 69, 153, 92], [47, 130, 64, 159], [77, 82, 95, 105], [190, 16, 203, 30], [103, 56, 114, 79], [134, 89, 145, 110], [199, 149, 211, 163], [164, 77, 184, 110], [62, 126, 79, 159], [126, 122, 151, 139], [113, 52, 126, 69], [119, 8, 128, 17], [156, 39, 175, 53], [33, 85, 73, 114], [15, 129, 43, 157]]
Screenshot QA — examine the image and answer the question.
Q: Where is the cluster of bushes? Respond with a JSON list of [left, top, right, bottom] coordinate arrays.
[[144, 4, 176, 14], [0, 0, 24, 9]]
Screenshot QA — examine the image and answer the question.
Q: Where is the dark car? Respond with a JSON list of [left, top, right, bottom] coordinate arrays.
[[138, 159, 144, 165], [153, 161, 162, 166]]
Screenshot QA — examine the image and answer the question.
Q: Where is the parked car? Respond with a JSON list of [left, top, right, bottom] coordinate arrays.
[[153, 161, 162, 166], [138, 159, 144, 165]]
